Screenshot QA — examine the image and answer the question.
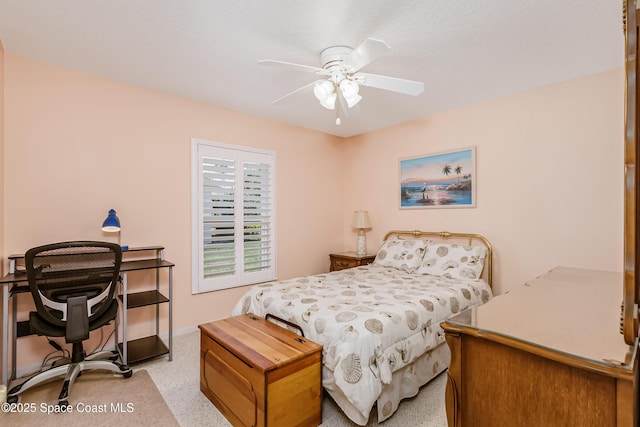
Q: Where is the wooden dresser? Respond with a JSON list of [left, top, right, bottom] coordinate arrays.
[[199, 314, 322, 427], [329, 252, 375, 271], [441, 267, 639, 427]]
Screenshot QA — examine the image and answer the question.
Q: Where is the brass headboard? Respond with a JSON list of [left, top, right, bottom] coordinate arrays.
[[382, 230, 493, 289]]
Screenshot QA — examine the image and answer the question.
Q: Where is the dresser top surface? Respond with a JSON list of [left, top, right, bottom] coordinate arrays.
[[444, 266, 637, 375]]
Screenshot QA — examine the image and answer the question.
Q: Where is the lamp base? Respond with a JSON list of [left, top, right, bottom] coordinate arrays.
[[357, 231, 367, 257]]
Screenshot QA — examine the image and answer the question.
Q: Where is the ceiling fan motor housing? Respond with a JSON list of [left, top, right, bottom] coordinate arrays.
[[320, 46, 357, 85]]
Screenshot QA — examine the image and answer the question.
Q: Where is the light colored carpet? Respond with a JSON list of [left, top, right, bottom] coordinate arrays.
[[3, 330, 448, 426], [142, 330, 449, 427], [1, 369, 179, 427]]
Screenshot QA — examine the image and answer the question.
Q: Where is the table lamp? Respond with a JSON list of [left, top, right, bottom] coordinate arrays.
[[351, 210, 372, 257], [101, 209, 127, 250]]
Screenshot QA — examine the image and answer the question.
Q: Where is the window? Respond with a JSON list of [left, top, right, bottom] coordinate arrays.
[[191, 139, 276, 293]]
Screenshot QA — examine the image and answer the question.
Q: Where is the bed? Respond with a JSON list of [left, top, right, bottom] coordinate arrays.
[[230, 230, 493, 425]]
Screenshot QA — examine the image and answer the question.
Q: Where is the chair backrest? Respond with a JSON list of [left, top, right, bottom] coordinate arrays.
[[25, 241, 122, 328]]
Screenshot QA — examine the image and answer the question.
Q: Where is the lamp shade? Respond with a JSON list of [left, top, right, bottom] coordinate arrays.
[[351, 210, 372, 229], [101, 209, 121, 232], [314, 80, 337, 110], [339, 80, 362, 108]]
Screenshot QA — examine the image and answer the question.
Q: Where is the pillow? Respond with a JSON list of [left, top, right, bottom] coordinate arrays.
[[373, 236, 427, 272], [416, 242, 486, 279]]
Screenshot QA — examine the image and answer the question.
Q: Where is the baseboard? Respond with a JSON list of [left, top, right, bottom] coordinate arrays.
[[152, 325, 197, 343]]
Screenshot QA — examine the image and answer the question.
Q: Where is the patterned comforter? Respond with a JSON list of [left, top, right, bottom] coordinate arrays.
[[231, 264, 492, 424]]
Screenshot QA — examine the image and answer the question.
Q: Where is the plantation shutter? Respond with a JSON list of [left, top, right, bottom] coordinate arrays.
[[192, 139, 276, 293]]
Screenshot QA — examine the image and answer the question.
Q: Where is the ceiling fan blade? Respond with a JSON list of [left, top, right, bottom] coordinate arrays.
[[342, 38, 391, 73], [258, 59, 329, 75], [271, 80, 321, 104], [357, 72, 424, 96]]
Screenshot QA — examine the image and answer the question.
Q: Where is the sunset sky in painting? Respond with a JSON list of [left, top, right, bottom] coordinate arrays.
[[400, 148, 474, 184]]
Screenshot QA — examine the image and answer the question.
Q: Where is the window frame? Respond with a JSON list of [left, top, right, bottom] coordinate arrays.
[[191, 138, 277, 294]]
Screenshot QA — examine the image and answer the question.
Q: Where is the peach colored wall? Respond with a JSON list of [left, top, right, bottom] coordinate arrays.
[[343, 68, 624, 295], [0, 40, 5, 382], [0, 40, 4, 274], [0, 40, 5, 268], [3, 55, 345, 369], [0, 40, 5, 275], [1, 53, 625, 372]]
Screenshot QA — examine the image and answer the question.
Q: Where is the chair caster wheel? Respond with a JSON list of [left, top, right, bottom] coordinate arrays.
[[123, 370, 133, 379], [58, 400, 69, 408], [7, 395, 18, 404]]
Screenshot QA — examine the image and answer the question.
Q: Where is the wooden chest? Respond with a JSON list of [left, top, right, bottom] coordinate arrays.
[[199, 314, 323, 427]]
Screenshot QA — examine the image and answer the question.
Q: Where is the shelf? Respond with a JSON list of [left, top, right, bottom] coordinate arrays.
[[123, 246, 165, 253], [118, 290, 169, 308], [121, 258, 174, 272], [118, 335, 169, 364], [118, 248, 173, 366]]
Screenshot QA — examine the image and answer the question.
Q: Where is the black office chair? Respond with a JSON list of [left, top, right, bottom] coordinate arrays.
[[7, 241, 132, 406]]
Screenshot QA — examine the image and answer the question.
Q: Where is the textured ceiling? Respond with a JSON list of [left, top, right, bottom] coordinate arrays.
[[0, 0, 625, 137]]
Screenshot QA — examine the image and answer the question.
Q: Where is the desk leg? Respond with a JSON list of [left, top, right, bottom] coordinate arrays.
[[122, 272, 128, 365], [11, 289, 17, 381], [1, 284, 7, 387], [115, 278, 120, 360], [155, 267, 160, 337], [169, 267, 173, 361]]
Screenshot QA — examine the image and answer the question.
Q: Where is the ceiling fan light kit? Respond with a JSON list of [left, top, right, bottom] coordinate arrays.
[[313, 78, 362, 110], [313, 80, 337, 109], [260, 38, 424, 124]]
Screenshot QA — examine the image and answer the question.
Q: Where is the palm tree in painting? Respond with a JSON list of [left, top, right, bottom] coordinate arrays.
[[454, 165, 463, 184], [442, 164, 452, 182]]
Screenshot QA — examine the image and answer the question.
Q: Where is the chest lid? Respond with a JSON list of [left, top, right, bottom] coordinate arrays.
[[199, 313, 322, 372]]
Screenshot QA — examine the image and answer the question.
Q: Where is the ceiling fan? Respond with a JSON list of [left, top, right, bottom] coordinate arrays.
[[259, 38, 424, 125]]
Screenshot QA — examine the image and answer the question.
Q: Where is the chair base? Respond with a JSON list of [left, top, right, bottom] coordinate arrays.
[[7, 350, 132, 406]]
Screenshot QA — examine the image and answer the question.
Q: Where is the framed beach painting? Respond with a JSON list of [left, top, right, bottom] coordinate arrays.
[[400, 146, 476, 209]]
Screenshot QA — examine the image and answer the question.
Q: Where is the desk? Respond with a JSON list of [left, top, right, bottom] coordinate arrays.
[[1, 246, 174, 387], [441, 267, 638, 426]]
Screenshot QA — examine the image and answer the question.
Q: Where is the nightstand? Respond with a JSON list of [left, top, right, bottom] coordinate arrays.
[[329, 252, 376, 271]]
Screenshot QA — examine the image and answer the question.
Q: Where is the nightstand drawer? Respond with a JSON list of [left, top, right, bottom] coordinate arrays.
[[334, 258, 358, 270], [329, 252, 376, 272]]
